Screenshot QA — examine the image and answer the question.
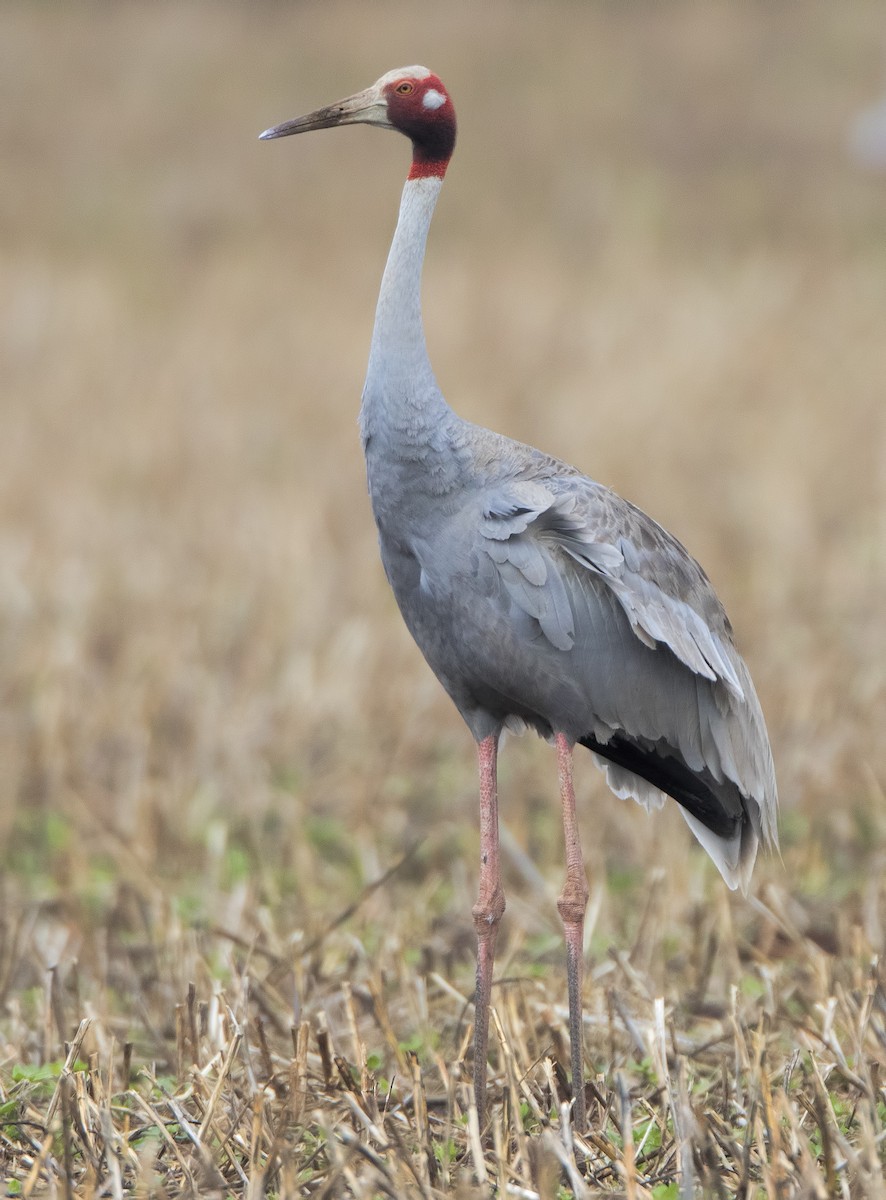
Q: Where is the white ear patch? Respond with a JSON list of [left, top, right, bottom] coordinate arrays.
[[422, 89, 446, 110]]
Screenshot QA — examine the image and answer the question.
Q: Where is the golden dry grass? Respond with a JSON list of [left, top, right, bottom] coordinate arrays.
[[1, 2, 885, 1195]]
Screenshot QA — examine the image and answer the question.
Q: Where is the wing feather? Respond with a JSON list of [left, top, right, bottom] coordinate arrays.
[[479, 476, 743, 697], [476, 471, 777, 890], [479, 481, 577, 650]]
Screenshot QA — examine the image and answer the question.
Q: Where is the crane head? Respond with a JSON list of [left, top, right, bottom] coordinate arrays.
[[260, 66, 457, 177]]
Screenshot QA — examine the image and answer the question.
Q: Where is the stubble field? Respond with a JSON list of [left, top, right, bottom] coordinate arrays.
[[1, 3, 885, 1195]]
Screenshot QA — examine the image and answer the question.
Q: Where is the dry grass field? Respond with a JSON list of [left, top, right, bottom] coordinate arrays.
[[2, 2, 885, 1195]]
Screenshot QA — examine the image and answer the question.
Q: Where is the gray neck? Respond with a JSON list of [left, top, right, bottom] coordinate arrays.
[[359, 176, 455, 449]]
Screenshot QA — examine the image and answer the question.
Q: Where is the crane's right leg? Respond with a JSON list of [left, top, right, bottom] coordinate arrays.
[[471, 732, 505, 1129], [555, 732, 589, 1131]]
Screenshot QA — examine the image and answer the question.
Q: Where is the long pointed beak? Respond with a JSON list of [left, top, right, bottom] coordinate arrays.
[[259, 85, 389, 141]]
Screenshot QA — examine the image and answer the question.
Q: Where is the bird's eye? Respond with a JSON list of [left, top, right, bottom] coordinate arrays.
[[396, 82, 414, 95]]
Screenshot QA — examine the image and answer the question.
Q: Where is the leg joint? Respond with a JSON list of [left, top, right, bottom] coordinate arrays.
[[472, 886, 506, 935], [557, 874, 589, 927]]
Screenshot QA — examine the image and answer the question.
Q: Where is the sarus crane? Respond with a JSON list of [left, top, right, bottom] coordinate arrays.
[[260, 66, 778, 1130]]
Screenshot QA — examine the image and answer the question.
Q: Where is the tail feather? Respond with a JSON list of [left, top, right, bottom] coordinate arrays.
[[580, 730, 764, 891]]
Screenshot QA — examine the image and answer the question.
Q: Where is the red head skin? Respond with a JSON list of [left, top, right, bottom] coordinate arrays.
[[382, 73, 457, 179]]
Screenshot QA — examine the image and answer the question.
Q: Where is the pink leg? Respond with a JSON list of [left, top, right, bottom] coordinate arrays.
[[555, 732, 589, 1130], [471, 732, 505, 1128]]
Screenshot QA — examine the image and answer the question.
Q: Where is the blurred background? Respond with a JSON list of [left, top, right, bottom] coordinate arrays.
[[1, 1, 885, 1032]]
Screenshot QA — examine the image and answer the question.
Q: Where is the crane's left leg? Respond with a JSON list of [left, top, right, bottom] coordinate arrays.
[[555, 732, 589, 1130], [472, 732, 504, 1129]]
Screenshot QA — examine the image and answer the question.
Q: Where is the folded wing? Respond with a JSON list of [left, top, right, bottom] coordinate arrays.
[[477, 474, 778, 890]]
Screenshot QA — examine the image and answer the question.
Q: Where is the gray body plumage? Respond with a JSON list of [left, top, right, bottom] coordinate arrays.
[[360, 174, 777, 891]]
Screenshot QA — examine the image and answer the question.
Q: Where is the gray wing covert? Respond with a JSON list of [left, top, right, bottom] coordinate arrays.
[[478, 476, 742, 697], [478, 479, 622, 653]]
